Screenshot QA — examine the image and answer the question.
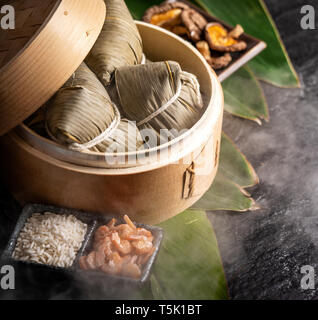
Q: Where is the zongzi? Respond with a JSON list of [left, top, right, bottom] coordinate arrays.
[[92, 119, 145, 153], [45, 62, 121, 151], [85, 0, 143, 86], [109, 61, 203, 144]]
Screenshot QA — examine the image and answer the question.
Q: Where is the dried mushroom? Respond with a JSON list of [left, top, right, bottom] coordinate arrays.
[[196, 41, 232, 70], [143, 2, 246, 71], [181, 8, 207, 42], [205, 22, 247, 52], [210, 54, 232, 70], [143, 1, 189, 28]]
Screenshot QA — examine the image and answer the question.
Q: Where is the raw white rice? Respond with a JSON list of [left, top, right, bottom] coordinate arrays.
[[12, 212, 87, 268]]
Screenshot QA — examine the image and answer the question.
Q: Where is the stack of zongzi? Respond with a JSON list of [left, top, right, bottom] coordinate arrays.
[[36, 0, 204, 155], [45, 0, 145, 153]]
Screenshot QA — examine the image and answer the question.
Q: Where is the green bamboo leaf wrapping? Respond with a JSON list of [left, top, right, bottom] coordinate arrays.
[[152, 210, 228, 300], [111, 61, 203, 142], [86, 0, 143, 86], [45, 63, 118, 149], [193, 0, 299, 87]]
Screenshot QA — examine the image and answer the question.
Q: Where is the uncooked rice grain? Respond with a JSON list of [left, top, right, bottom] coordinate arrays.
[[12, 212, 87, 268]]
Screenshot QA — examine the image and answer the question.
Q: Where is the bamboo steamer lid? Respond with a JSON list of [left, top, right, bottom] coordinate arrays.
[[0, 0, 106, 136]]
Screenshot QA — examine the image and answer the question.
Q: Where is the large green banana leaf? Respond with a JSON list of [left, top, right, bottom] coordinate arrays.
[[126, 0, 162, 19], [223, 66, 269, 124], [151, 210, 228, 299], [218, 132, 259, 188], [192, 133, 259, 211], [126, 210, 227, 300], [194, 0, 299, 87], [192, 173, 257, 212]]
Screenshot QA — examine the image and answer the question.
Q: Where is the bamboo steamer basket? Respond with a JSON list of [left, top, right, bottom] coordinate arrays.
[[0, 13, 223, 223]]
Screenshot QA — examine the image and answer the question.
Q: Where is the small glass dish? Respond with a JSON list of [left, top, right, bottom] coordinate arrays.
[[1, 203, 97, 271], [76, 215, 164, 286]]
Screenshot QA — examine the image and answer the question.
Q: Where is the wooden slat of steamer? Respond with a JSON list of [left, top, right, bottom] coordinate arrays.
[[0, 0, 106, 136]]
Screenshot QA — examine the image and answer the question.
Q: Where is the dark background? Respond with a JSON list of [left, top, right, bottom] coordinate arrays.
[[0, 0, 318, 299], [209, 0, 318, 300]]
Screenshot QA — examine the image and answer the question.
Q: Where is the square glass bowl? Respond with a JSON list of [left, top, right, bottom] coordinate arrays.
[[78, 216, 164, 285], [1, 204, 163, 285]]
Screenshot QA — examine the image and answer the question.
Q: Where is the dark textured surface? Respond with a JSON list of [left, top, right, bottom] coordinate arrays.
[[208, 0, 318, 300], [0, 0, 317, 300]]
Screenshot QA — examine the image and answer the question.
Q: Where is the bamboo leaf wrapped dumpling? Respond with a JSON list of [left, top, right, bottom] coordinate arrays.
[[85, 0, 143, 86], [109, 61, 204, 143], [94, 119, 145, 153], [45, 63, 121, 151]]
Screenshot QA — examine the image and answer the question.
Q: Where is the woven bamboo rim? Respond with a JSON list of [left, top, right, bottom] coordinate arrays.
[[0, 0, 106, 136]]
